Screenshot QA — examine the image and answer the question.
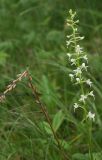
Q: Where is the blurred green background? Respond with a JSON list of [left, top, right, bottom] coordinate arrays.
[[0, 0, 102, 160]]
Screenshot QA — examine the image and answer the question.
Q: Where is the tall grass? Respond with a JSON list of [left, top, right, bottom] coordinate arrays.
[[0, 1, 102, 160]]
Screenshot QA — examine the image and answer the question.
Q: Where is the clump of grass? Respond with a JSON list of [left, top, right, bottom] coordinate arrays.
[[0, 69, 70, 160]]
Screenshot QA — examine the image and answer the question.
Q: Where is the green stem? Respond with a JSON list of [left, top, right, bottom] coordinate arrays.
[[89, 121, 93, 160], [72, 25, 87, 119]]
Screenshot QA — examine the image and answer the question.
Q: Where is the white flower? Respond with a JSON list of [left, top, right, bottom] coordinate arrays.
[[87, 111, 95, 121], [80, 36, 84, 40], [66, 40, 71, 47], [79, 94, 87, 103], [70, 58, 76, 65], [69, 74, 74, 80], [83, 55, 88, 62], [77, 36, 84, 40], [66, 35, 72, 38], [86, 79, 92, 87], [75, 45, 83, 54], [74, 103, 79, 112], [88, 91, 95, 99], [75, 28, 77, 31], [76, 78, 82, 83], [67, 53, 71, 59], [81, 63, 88, 71], [73, 67, 82, 76]]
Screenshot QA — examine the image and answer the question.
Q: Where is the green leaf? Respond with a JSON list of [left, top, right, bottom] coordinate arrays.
[[41, 121, 53, 135], [59, 139, 70, 150], [72, 153, 89, 160], [92, 152, 102, 160], [39, 75, 60, 110], [46, 30, 63, 44], [0, 51, 8, 66], [72, 152, 102, 160], [52, 110, 65, 132]]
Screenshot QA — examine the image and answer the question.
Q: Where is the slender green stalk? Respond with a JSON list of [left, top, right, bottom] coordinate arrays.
[[89, 121, 93, 160]]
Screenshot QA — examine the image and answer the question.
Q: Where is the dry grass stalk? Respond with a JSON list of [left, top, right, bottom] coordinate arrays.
[[0, 70, 28, 102]]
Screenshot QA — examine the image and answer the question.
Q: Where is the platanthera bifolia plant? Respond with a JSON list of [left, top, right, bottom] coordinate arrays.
[[66, 9, 96, 159]]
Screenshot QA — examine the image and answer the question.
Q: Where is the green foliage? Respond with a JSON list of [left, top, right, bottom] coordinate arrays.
[[0, 51, 8, 66], [52, 110, 65, 132], [39, 75, 60, 111], [72, 152, 102, 160], [40, 121, 53, 135], [0, 0, 102, 159]]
